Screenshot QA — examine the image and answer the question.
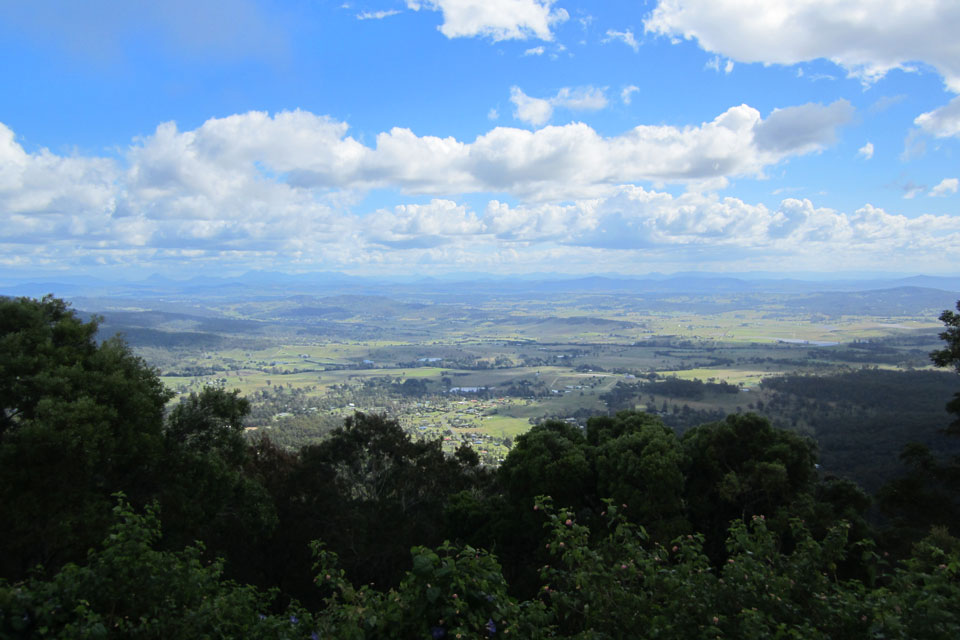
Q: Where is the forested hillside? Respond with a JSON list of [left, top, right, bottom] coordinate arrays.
[[2, 295, 960, 639]]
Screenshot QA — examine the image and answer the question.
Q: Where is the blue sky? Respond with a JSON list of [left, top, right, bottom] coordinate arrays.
[[1, 0, 959, 278]]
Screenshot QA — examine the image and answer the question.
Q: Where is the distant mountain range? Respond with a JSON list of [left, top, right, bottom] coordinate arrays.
[[3, 271, 960, 301]]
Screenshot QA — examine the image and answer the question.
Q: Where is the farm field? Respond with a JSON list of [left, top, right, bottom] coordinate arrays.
[[89, 281, 954, 466]]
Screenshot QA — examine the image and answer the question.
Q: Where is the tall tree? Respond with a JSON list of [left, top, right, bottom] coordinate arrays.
[[157, 387, 277, 568], [878, 300, 960, 550], [931, 300, 960, 433], [0, 296, 172, 578], [591, 412, 688, 540], [681, 413, 819, 558], [262, 413, 489, 599]]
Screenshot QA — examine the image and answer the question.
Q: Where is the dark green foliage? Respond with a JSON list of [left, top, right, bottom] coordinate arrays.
[[490, 420, 596, 593], [585, 410, 662, 446], [931, 300, 960, 374], [499, 420, 593, 512], [253, 412, 492, 602], [6, 496, 960, 639], [759, 369, 960, 490], [311, 539, 546, 639], [0, 296, 172, 578], [166, 387, 251, 463], [931, 300, 960, 433], [489, 410, 866, 591], [3, 294, 958, 638], [641, 376, 740, 400], [158, 388, 278, 563], [878, 443, 960, 554], [681, 413, 819, 557], [877, 300, 960, 552], [0, 296, 276, 589], [0, 498, 310, 639], [591, 413, 688, 539]]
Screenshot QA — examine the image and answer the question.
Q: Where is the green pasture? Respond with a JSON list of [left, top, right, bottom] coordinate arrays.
[[655, 367, 775, 388], [477, 415, 531, 439]]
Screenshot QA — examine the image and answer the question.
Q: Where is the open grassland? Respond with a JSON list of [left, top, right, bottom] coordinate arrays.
[[655, 367, 774, 388]]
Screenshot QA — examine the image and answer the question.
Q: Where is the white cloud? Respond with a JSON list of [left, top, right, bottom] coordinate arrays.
[[903, 184, 925, 199], [523, 45, 545, 56], [509, 87, 554, 126], [25, 101, 850, 204], [0, 104, 860, 269], [552, 86, 607, 110], [930, 178, 959, 197], [705, 55, 733, 74], [603, 28, 639, 52], [366, 199, 484, 247], [0, 123, 118, 245], [915, 96, 960, 138], [857, 142, 874, 159], [510, 85, 608, 126], [645, 0, 960, 91], [752, 100, 853, 154], [487, 107, 500, 120], [407, 0, 569, 41], [18, 102, 852, 203], [3, 116, 956, 273], [621, 85, 639, 105], [480, 187, 960, 273], [357, 9, 401, 20]]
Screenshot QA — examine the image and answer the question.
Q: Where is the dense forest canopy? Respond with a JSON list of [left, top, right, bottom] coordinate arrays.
[[2, 294, 960, 638]]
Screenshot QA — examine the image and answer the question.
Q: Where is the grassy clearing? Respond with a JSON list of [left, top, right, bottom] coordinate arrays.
[[478, 415, 531, 439], [656, 367, 774, 387]]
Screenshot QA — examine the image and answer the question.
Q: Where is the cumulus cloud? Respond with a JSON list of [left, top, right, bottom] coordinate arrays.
[[0, 104, 869, 270], [481, 187, 960, 273], [621, 85, 639, 105], [510, 88, 555, 126], [930, 178, 959, 197], [645, 0, 960, 91], [523, 45, 545, 56], [3, 116, 956, 273], [857, 142, 874, 159], [0, 123, 118, 244], [509, 86, 608, 126], [407, 0, 569, 41], [603, 28, 639, 52], [914, 96, 960, 138], [752, 100, 853, 154], [366, 199, 484, 248], [5, 102, 853, 209]]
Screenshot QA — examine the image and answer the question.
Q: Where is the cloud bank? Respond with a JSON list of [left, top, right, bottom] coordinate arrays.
[[0, 106, 952, 274]]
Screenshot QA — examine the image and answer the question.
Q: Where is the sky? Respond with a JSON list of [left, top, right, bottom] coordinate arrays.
[[1, 0, 959, 279]]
